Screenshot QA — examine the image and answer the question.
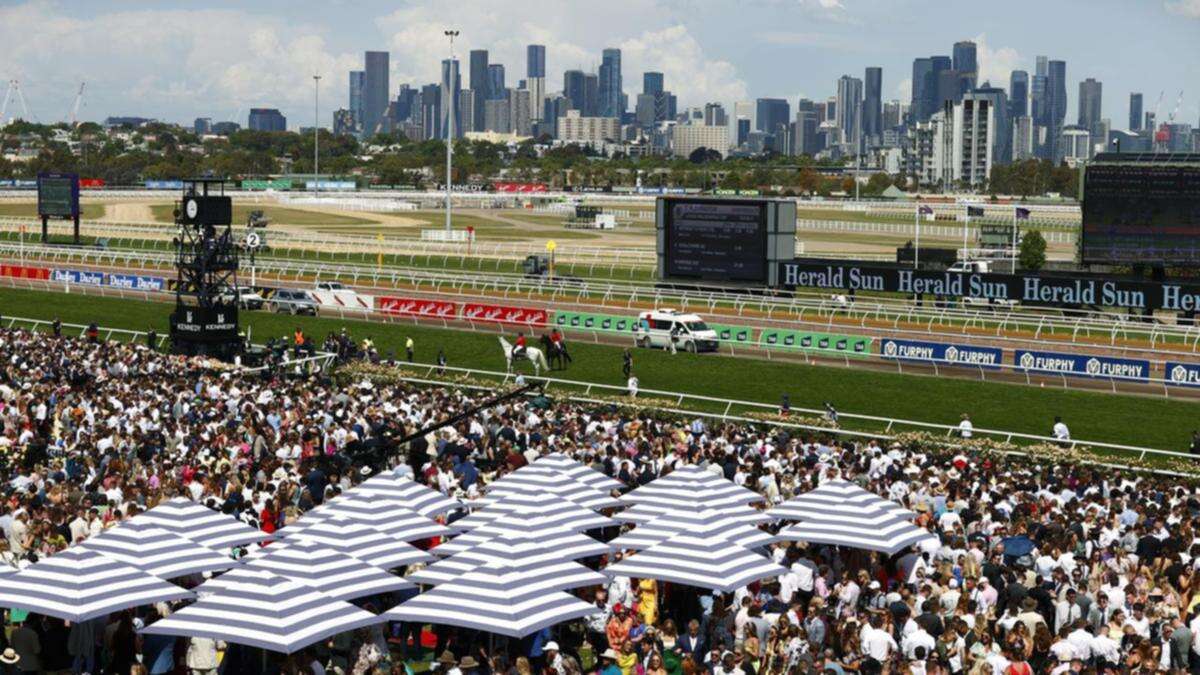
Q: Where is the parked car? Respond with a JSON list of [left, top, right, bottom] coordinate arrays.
[[271, 288, 319, 315], [218, 286, 265, 310], [633, 309, 720, 353]]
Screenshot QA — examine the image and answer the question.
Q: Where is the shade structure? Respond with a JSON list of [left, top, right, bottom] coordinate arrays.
[[532, 452, 623, 492], [769, 479, 916, 522], [141, 568, 384, 653], [383, 560, 599, 638], [602, 521, 787, 592], [202, 539, 413, 602], [78, 520, 238, 579], [354, 472, 461, 518], [280, 491, 456, 542], [452, 491, 614, 534], [291, 518, 436, 570], [133, 497, 271, 550], [614, 502, 773, 526], [0, 548, 193, 622], [609, 509, 777, 551], [410, 530, 609, 586], [482, 465, 622, 511], [432, 512, 609, 558], [619, 468, 765, 510]]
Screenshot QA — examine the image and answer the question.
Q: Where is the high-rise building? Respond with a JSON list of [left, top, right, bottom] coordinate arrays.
[[484, 96, 511, 133], [420, 83, 441, 140], [557, 109, 620, 147], [1129, 93, 1143, 131], [883, 100, 903, 129], [835, 75, 863, 151], [643, 72, 664, 96], [704, 103, 727, 127], [793, 98, 819, 156], [1056, 125, 1091, 164], [1009, 70, 1029, 119], [441, 59, 462, 140], [564, 70, 586, 112], [967, 86, 1010, 164], [362, 51, 389, 137], [332, 109, 355, 137], [248, 108, 286, 132], [392, 84, 419, 127], [583, 73, 599, 117], [1012, 116, 1035, 160], [348, 71, 365, 135], [598, 48, 623, 118], [952, 41, 978, 90], [193, 118, 212, 135], [488, 64, 506, 99], [469, 49, 489, 131], [755, 98, 791, 138], [931, 98, 993, 187], [1046, 60, 1068, 159], [672, 124, 729, 159], [911, 59, 933, 123], [527, 45, 545, 78], [509, 88, 532, 136], [1078, 78, 1103, 139], [863, 67, 883, 143]]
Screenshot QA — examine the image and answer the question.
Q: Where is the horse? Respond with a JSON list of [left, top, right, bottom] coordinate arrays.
[[498, 336, 549, 375], [539, 334, 571, 371]]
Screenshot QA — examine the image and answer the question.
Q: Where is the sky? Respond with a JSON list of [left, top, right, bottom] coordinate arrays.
[[0, 0, 1197, 131]]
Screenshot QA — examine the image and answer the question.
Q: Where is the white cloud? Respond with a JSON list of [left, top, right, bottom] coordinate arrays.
[[757, 31, 840, 47], [896, 78, 912, 103], [971, 33, 1022, 89], [1165, 0, 1200, 18]]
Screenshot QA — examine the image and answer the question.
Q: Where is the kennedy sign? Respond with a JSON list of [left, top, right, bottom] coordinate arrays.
[[777, 261, 1200, 312]]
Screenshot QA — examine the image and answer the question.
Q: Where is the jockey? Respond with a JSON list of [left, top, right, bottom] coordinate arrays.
[[513, 332, 527, 359]]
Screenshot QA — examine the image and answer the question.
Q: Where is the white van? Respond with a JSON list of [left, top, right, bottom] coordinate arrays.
[[633, 309, 720, 353]]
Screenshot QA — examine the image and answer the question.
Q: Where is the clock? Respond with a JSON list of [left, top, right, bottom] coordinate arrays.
[[184, 198, 199, 220]]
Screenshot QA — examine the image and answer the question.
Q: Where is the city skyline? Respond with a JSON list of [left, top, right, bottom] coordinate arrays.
[[0, 0, 1196, 130]]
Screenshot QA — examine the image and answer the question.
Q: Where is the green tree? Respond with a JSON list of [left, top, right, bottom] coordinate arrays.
[[1019, 229, 1047, 271]]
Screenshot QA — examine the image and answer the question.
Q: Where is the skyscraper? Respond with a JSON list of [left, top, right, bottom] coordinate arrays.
[[247, 108, 286, 132], [929, 56, 952, 114], [863, 67, 882, 143], [1078, 78, 1102, 139], [952, 41, 978, 90], [420, 83, 441, 140], [643, 72, 664, 96], [362, 51, 389, 137], [755, 98, 790, 137], [968, 86, 1010, 164], [911, 59, 933, 123], [1009, 70, 1029, 119], [1046, 60, 1068, 158], [598, 48, 623, 118], [836, 75, 863, 151], [469, 50, 489, 130], [563, 70, 586, 112], [441, 58, 462, 140], [488, 64, 506, 99], [526, 45, 546, 78], [1129, 92, 1143, 131], [348, 70, 365, 135]]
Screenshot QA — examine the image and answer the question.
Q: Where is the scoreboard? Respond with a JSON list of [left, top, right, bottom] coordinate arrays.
[[1081, 155, 1200, 265], [656, 197, 796, 286], [37, 173, 80, 218]]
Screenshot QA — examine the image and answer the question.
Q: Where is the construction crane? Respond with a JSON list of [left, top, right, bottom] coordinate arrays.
[[0, 79, 32, 126], [1154, 90, 1185, 151], [66, 82, 85, 127]]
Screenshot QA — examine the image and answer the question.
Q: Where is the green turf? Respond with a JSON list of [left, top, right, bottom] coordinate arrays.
[[0, 203, 106, 220], [0, 286, 1193, 456], [146, 203, 379, 227]]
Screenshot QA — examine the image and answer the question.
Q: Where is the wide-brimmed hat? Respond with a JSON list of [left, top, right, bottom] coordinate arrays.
[[460, 656, 480, 669], [437, 650, 457, 665], [0, 649, 18, 665], [601, 649, 621, 661], [544, 641, 560, 652]]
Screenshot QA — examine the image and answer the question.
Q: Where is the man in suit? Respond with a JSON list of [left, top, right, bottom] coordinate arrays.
[[678, 619, 707, 664], [1164, 616, 1192, 672]]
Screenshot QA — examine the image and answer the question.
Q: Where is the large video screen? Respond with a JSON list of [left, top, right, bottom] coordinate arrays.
[[37, 173, 79, 218], [665, 199, 768, 283], [1082, 163, 1200, 264]]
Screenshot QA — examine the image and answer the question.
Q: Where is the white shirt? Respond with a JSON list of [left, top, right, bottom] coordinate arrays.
[[901, 628, 935, 660], [1053, 421, 1070, 440], [861, 626, 898, 661], [958, 419, 973, 438]]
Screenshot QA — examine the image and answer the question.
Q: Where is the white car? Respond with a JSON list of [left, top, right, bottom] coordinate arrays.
[[633, 309, 720, 353], [218, 287, 265, 310]]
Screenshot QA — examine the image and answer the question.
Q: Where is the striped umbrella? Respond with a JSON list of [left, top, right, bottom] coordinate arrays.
[[141, 568, 384, 653], [483, 466, 622, 511], [602, 521, 787, 592], [78, 520, 237, 579], [775, 516, 937, 555], [133, 497, 271, 550], [619, 469, 765, 510], [202, 539, 413, 602], [532, 452, 623, 492], [432, 513, 608, 558], [614, 502, 773, 526], [281, 491, 456, 542], [0, 548, 193, 622], [354, 472, 461, 518], [410, 530, 609, 586], [383, 560, 599, 638], [609, 509, 777, 551], [770, 479, 916, 522], [452, 492, 614, 534], [291, 518, 436, 570]]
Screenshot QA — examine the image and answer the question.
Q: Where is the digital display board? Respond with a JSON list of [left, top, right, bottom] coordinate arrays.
[[37, 173, 80, 218], [1082, 162, 1200, 264], [664, 199, 768, 283]]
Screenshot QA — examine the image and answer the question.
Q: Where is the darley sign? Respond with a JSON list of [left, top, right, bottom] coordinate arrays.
[[778, 261, 1200, 312]]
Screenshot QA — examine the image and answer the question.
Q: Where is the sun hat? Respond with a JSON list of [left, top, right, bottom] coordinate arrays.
[[0, 649, 18, 665], [460, 656, 480, 669], [437, 650, 457, 665], [544, 641, 560, 652], [601, 649, 621, 661]]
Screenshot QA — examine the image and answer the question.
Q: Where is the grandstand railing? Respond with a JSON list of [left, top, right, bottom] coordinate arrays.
[[386, 363, 1194, 474], [796, 219, 1077, 243]]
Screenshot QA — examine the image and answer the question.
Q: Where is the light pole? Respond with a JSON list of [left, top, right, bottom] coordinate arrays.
[[313, 74, 321, 195], [444, 29, 459, 233]]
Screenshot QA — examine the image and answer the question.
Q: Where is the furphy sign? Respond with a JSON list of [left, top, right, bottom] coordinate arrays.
[[1166, 362, 1200, 388], [879, 339, 1003, 369], [1014, 349, 1150, 382], [777, 261, 1200, 312]]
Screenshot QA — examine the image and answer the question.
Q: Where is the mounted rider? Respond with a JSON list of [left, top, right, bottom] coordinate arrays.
[[513, 332, 528, 359], [550, 327, 571, 363]]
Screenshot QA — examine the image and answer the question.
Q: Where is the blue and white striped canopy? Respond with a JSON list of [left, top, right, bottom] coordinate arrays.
[[482, 465, 622, 511], [602, 521, 787, 592], [384, 560, 599, 638], [613, 502, 773, 526], [619, 467, 765, 510], [453, 491, 614, 533], [769, 479, 916, 521], [204, 539, 413, 601], [409, 531, 609, 586], [769, 479, 935, 554], [0, 548, 193, 622], [532, 452, 623, 492], [609, 508, 778, 551], [354, 472, 461, 518], [141, 567, 385, 653], [78, 520, 237, 579], [291, 518, 436, 570], [281, 491, 456, 542], [431, 512, 606, 558], [133, 497, 271, 550]]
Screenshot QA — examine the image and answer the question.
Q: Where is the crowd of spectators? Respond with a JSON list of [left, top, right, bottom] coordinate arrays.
[[1, 325, 1198, 675]]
